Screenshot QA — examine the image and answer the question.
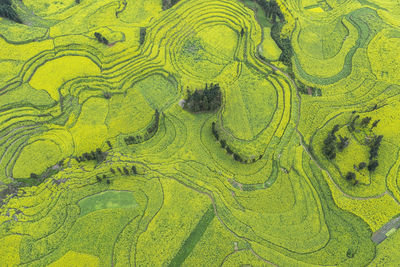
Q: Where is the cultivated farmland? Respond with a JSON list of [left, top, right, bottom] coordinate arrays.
[[0, 0, 399, 266]]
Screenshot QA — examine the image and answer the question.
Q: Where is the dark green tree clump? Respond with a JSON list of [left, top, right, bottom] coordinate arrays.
[[74, 148, 107, 164], [255, 0, 284, 23], [94, 32, 109, 45], [366, 135, 383, 172], [0, 0, 22, 23], [368, 160, 379, 172], [139, 27, 146, 45], [345, 171, 358, 185], [358, 162, 366, 170], [322, 125, 340, 160], [337, 135, 349, 151], [368, 135, 383, 160], [162, 0, 180, 10], [184, 83, 222, 113]]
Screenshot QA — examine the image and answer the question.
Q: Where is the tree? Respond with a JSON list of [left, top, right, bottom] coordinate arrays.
[[220, 139, 226, 148], [368, 160, 379, 172], [110, 168, 115, 174], [323, 131, 337, 160], [233, 153, 243, 162], [104, 92, 111, 99], [345, 172, 356, 181], [139, 28, 146, 45], [240, 28, 244, 37], [131, 165, 137, 174], [96, 175, 102, 182], [358, 162, 366, 170], [360, 117, 372, 127], [348, 115, 359, 132], [30, 173, 39, 179], [75, 0, 81, 3], [337, 135, 349, 151], [123, 167, 129, 175], [346, 248, 355, 258], [107, 141, 112, 149], [371, 119, 380, 129], [369, 135, 383, 160], [94, 32, 109, 45], [211, 122, 219, 140], [0, 0, 22, 23], [331, 124, 340, 134]]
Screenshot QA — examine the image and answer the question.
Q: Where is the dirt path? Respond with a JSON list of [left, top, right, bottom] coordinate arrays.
[[371, 215, 400, 244]]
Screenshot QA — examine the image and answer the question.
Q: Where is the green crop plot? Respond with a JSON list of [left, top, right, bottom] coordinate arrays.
[[1, 0, 400, 266]]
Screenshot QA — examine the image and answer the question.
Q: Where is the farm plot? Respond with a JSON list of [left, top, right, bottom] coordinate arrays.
[[0, 0, 399, 266]]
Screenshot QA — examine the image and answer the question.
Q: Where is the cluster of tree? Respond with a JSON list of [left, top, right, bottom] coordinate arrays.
[[348, 115, 380, 132], [125, 110, 160, 145], [139, 27, 146, 45], [74, 148, 107, 164], [364, 135, 383, 172], [348, 114, 382, 172], [322, 125, 340, 160], [337, 135, 349, 151], [162, 0, 180, 10], [96, 174, 111, 184], [75, 0, 81, 3], [94, 32, 109, 45], [255, 0, 284, 23], [96, 165, 137, 184], [212, 122, 262, 163], [0, 0, 22, 23], [184, 83, 221, 113], [110, 165, 137, 176]]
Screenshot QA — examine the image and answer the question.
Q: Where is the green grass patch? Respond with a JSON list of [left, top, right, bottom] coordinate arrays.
[[78, 190, 138, 217]]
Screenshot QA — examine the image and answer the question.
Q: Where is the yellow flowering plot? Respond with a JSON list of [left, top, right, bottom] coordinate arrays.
[[221, 64, 277, 140], [0, 38, 53, 62], [368, 29, 400, 84], [196, 24, 238, 61], [325, 170, 400, 231], [47, 251, 100, 267], [0, 235, 22, 266], [13, 139, 63, 178], [135, 178, 210, 266], [105, 88, 153, 138], [118, 0, 161, 24], [183, 218, 241, 266], [69, 98, 108, 154], [292, 17, 358, 78], [29, 56, 100, 100], [371, 229, 400, 266]]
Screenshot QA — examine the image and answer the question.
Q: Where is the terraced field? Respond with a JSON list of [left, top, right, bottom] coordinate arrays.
[[1, 0, 400, 266]]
